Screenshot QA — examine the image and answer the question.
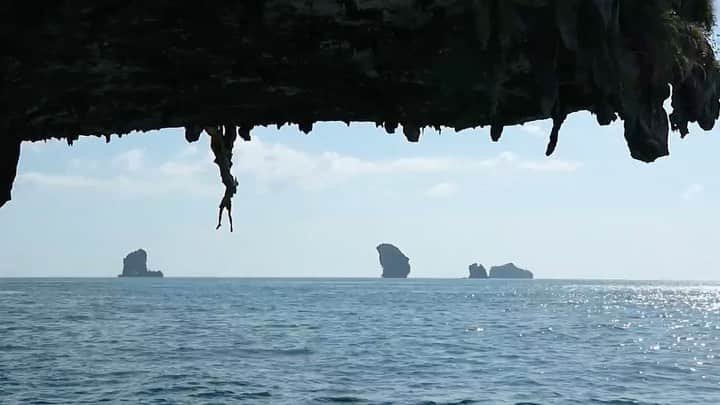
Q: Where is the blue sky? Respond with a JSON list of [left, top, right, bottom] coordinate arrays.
[[4, 5, 720, 279], [1, 112, 719, 280]]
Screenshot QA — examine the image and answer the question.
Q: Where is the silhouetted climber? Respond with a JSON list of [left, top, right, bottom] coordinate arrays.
[[206, 125, 238, 232]]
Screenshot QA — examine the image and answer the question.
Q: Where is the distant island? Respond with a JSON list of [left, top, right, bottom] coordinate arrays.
[[468, 262, 533, 279], [118, 249, 163, 278], [468, 263, 488, 279], [377, 243, 410, 278]]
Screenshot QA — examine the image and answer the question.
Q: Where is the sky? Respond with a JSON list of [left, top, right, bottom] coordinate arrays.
[[3, 9, 720, 280], [1, 113, 719, 280]]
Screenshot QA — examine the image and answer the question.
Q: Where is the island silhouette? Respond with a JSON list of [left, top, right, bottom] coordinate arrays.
[[469, 263, 488, 279], [377, 244, 410, 278], [468, 262, 533, 279], [118, 249, 163, 278], [376, 245, 534, 279]]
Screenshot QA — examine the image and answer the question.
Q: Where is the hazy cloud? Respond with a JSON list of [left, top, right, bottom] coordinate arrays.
[[112, 149, 145, 172], [426, 182, 459, 198], [18, 145, 217, 197], [518, 123, 546, 138], [518, 160, 582, 172], [682, 184, 705, 201], [17, 140, 580, 196], [19, 173, 105, 189], [234, 142, 579, 190], [21, 140, 61, 153]]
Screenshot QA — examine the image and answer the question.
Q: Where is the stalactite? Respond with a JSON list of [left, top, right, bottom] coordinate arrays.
[[237, 124, 252, 142], [490, 125, 504, 142], [546, 109, 568, 157], [0, 0, 718, 210], [403, 123, 420, 143], [185, 125, 202, 143], [1, 136, 21, 208]]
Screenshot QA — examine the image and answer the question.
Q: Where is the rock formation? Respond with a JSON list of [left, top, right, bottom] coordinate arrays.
[[1, 1, 718, 221], [118, 249, 163, 278], [377, 244, 410, 279], [489, 263, 533, 279], [469, 263, 488, 279]]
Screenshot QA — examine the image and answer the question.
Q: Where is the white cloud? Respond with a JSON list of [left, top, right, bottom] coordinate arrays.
[[112, 149, 145, 172], [233, 142, 577, 190], [426, 182, 459, 198], [16, 139, 580, 197], [176, 145, 199, 159], [682, 184, 705, 201], [22, 140, 62, 153], [69, 158, 100, 171], [159, 160, 208, 177], [18, 146, 217, 197], [518, 159, 582, 172], [19, 173, 105, 189], [519, 123, 546, 138]]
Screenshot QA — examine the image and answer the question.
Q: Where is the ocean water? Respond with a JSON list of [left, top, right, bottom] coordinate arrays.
[[1, 279, 719, 404]]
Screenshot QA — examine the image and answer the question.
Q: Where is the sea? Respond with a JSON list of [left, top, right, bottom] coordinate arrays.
[[1, 278, 719, 404]]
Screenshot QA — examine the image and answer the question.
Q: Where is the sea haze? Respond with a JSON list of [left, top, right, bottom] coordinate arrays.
[[1, 278, 719, 404]]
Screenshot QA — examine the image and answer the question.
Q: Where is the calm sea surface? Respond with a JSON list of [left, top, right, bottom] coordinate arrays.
[[1, 279, 719, 404]]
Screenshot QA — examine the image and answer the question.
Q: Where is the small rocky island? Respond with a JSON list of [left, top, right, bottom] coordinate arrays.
[[377, 244, 410, 279], [468, 263, 488, 279], [468, 262, 533, 279], [489, 263, 533, 279], [118, 249, 163, 278]]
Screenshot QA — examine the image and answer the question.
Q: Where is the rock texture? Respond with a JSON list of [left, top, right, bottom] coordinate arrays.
[[489, 263, 533, 279], [377, 244, 411, 279], [469, 263, 488, 279], [119, 249, 163, 278], [1, 1, 718, 217]]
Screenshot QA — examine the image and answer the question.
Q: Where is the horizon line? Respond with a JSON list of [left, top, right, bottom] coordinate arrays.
[[1, 276, 719, 283]]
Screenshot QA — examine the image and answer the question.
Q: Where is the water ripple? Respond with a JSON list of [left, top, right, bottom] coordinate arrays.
[[1, 279, 719, 404]]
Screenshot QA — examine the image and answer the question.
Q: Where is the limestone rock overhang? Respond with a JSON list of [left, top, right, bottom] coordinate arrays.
[[1, 1, 717, 219]]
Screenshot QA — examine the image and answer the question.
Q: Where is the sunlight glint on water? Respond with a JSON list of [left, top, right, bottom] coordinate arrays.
[[1, 279, 719, 404]]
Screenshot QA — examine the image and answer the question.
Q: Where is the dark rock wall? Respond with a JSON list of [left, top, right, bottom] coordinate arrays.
[[1, 1, 717, 209], [469, 263, 488, 279], [119, 249, 163, 277], [489, 263, 534, 279], [377, 243, 411, 278]]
